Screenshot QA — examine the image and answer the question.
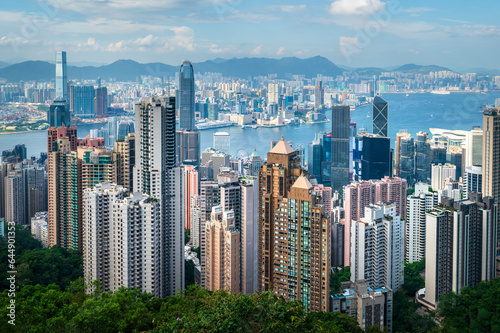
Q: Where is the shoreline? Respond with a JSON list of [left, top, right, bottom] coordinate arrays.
[[0, 129, 47, 135]]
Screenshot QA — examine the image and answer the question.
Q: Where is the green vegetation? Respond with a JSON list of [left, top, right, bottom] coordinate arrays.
[[0, 280, 363, 332], [0, 225, 82, 291], [407, 188, 415, 196], [393, 260, 437, 333], [402, 259, 425, 295], [438, 279, 500, 332], [330, 266, 351, 294], [184, 228, 190, 245], [0, 227, 363, 332]]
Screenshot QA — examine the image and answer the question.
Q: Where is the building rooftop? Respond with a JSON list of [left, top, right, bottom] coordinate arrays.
[[292, 174, 313, 190], [270, 134, 295, 155]]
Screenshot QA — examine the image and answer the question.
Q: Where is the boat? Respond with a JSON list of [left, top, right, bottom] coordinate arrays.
[[241, 124, 246, 129], [406, 94, 410, 97], [251, 125, 258, 129]]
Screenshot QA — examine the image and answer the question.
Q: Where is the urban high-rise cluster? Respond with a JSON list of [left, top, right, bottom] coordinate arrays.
[[1, 49, 500, 333]]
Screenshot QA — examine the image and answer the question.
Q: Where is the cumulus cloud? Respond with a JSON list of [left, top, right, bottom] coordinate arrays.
[[250, 45, 262, 55], [276, 46, 285, 56], [329, 0, 386, 16], [106, 41, 124, 52], [133, 34, 158, 46]]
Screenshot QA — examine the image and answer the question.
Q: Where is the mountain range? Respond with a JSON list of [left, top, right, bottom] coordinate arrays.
[[0, 56, 461, 83]]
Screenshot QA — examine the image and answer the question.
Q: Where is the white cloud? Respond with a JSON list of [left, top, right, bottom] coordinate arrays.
[[106, 41, 124, 52], [250, 45, 262, 55], [339, 36, 358, 46], [279, 5, 307, 13], [276, 46, 285, 56], [133, 35, 158, 47], [329, 0, 386, 16]]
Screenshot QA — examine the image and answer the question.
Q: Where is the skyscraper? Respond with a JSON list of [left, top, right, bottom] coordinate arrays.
[[406, 184, 438, 263], [331, 105, 350, 196], [70, 85, 96, 117], [205, 206, 240, 293], [114, 133, 135, 193], [133, 96, 184, 298], [350, 203, 404, 292], [176, 130, 200, 166], [48, 51, 70, 127], [179, 60, 195, 131], [424, 194, 498, 308], [372, 96, 388, 137], [353, 133, 391, 181], [258, 136, 302, 292], [483, 109, 500, 203], [55, 51, 67, 100], [213, 132, 230, 155], [464, 165, 482, 199], [314, 80, 324, 111], [431, 163, 456, 191]]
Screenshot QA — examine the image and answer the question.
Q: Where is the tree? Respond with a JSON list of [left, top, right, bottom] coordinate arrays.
[[330, 266, 351, 294], [438, 279, 500, 332], [402, 259, 425, 295]]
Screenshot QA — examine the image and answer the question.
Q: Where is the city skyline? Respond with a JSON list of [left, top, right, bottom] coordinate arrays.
[[0, 1, 499, 71]]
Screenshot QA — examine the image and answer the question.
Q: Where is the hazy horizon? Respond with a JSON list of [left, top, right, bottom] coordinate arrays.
[[0, 1, 499, 72]]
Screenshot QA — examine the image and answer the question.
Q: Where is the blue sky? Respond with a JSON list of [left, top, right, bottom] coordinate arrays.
[[0, 0, 499, 71]]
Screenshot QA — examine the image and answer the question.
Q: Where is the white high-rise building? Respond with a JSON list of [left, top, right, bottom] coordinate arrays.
[[134, 96, 184, 298], [406, 185, 438, 263], [191, 194, 201, 248], [424, 194, 497, 309], [464, 165, 482, 200], [240, 178, 259, 295], [83, 183, 160, 294], [351, 203, 404, 292], [213, 132, 230, 155], [463, 128, 483, 167], [110, 192, 160, 293], [267, 82, 280, 105], [31, 211, 49, 248], [431, 163, 456, 191], [83, 183, 127, 292]]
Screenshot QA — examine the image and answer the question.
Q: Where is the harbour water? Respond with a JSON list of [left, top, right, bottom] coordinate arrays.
[[1, 92, 499, 159]]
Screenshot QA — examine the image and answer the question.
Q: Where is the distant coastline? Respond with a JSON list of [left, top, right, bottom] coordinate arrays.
[[0, 129, 46, 135]]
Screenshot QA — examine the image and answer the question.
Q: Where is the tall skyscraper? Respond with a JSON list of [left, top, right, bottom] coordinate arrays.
[[331, 105, 350, 196], [258, 136, 302, 292], [464, 165, 482, 199], [179, 60, 195, 131], [415, 131, 431, 182], [94, 86, 108, 116], [83, 183, 160, 294], [464, 127, 483, 167], [240, 177, 259, 295], [350, 203, 404, 292], [48, 51, 70, 127], [70, 85, 96, 117], [343, 177, 407, 265], [372, 96, 388, 137], [55, 51, 67, 100], [314, 80, 324, 110], [353, 133, 391, 181], [133, 96, 184, 298], [406, 184, 438, 263], [258, 137, 329, 311], [114, 133, 135, 193], [213, 132, 230, 155], [184, 165, 198, 230], [395, 130, 411, 176], [272, 174, 331, 311], [483, 109, 500, 203], [176, 130, 200, 166], [424, 194, 497, 308], [205, 206, 240, 293]]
